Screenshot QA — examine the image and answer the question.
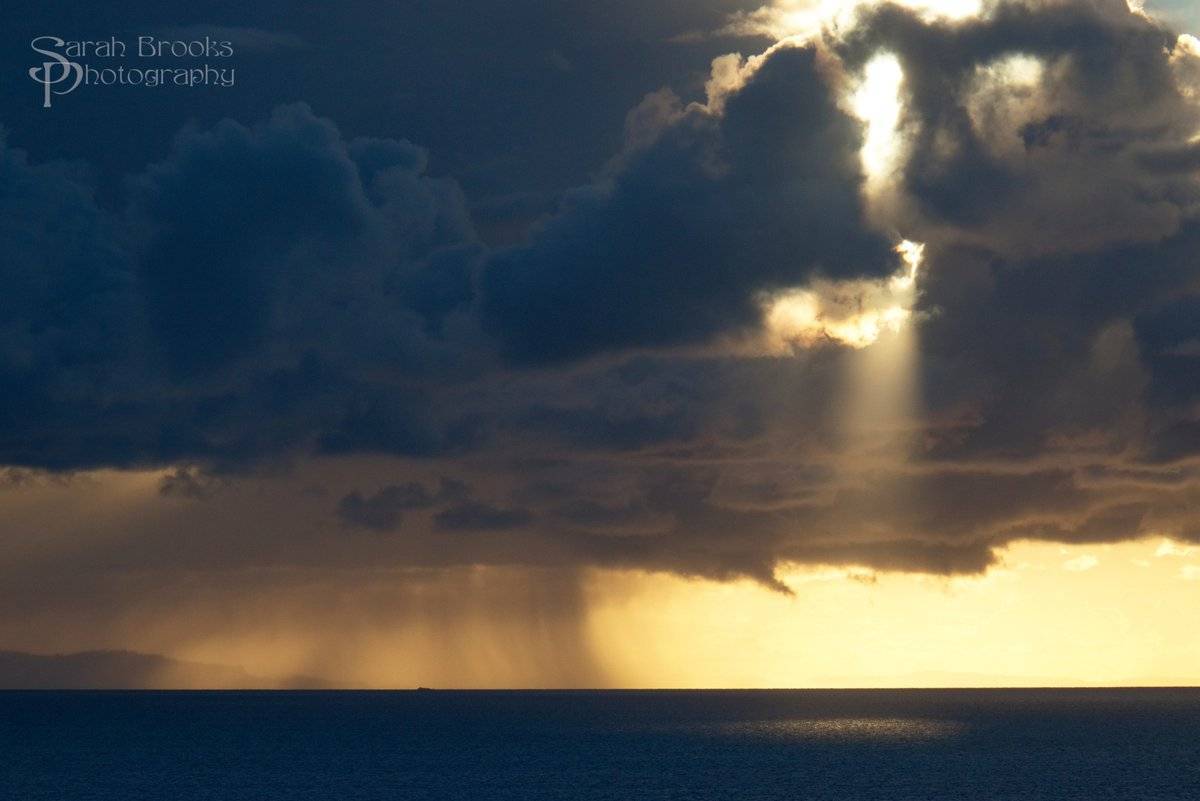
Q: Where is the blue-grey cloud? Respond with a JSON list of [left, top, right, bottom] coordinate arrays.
[[0, 104, 483, 469], [482, 45, 898, 363]]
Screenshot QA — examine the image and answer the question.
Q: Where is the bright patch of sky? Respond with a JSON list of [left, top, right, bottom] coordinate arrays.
[[1149, 0, 1200, 35]]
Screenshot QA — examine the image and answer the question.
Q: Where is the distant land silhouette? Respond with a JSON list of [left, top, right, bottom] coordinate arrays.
[[0, 650, 335, 689]]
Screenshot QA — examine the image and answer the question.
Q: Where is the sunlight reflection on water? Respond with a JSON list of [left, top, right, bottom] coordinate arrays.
[[704, 717, 968, 742]]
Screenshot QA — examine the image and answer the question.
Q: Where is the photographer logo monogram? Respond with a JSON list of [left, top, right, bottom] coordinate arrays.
[[29, 35, 236, 107]]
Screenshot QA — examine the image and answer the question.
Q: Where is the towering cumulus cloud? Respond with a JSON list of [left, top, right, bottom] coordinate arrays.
[[1, 104, 484, 469], [482, 44, 898, 363]]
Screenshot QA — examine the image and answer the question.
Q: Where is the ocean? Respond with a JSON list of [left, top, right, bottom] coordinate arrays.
[[2, 689, 1198, 800]]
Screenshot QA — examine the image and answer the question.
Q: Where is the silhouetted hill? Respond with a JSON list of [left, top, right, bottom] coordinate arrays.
[[0, 650, 334, 689]]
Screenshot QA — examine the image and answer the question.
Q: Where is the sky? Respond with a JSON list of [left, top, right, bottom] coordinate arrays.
[[2, 0, 1200, 687]]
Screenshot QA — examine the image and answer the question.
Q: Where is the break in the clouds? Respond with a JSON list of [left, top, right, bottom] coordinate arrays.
[[4, 0, 1200, 623], [483, 44, 897, 363]]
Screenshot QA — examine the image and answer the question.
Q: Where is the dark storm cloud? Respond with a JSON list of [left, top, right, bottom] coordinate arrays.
[[912, 234, 1182, 461], [1135, 294, 1200, 406], [0, 104, 483, 469], [1137, 142, 1200, 174], [482, 44, 898, 363], [5, 0, 1200, 599], [523, 462, 1022, 587], [340, 475, 535, 534], [836, 0, 1200, 253], [1144, 423, 1200, 464], [473, 462, 1007, 587], [493, 462, 1038, 587], [517, 402, 701, 452], [337, 483, 435, 531], [158, 466, 225, 500], [450, 0, 1200, 586], [435, 502, 535, 532], [0, 131, 133, 374], [843, 0, 1200, 472], [787, 539, 997, 575], [0, 0, 764, 232], [1001, 501, 1151, 545], [548, 498, 674, 537], [337, 477, 471, 531], [0, 131, 138, 468], [150, 25, 307, 53], [129, 104, 478, 377], [499, 351, 790, 455]]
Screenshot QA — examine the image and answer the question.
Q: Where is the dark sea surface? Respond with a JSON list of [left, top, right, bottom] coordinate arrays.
[[2, 689, 1198, 800]]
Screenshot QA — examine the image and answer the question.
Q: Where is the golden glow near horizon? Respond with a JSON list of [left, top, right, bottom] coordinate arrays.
[[1, 468, 1198, 687], [37, 538, 1200, 688], [586, 538, 1200, 688]]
